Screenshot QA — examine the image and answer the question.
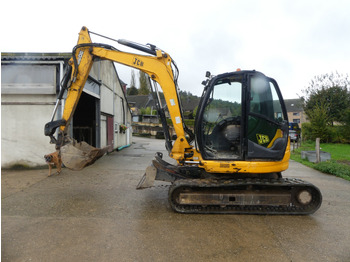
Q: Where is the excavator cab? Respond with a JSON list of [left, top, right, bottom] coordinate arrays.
[[196, 70, 289, 161]]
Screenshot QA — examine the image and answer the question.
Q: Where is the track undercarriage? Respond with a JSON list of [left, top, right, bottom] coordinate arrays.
[[169, 177, 322, 214], [137, 153, 322, 215]]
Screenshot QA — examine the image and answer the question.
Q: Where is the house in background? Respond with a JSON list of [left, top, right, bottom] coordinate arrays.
[[284, 98, 307, 125], [1, 53, 132, 168], [127, 94, 166, 122], [127, 94, 157, 114]]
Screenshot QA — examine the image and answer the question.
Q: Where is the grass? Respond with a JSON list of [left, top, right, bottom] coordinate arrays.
[[290, 141, 350, 181]]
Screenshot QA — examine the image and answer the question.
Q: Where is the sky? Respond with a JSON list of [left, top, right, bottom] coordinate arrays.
[[1, 0, 349, 99]]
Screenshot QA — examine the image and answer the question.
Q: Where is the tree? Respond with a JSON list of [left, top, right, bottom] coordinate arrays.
[[127, 86, 138, 95], [307, 102, 331, 142], [138, 71, 150, 95], [127, 70, 138, 95], [302, 72, 350, 126], [130, 70, 136, 88]]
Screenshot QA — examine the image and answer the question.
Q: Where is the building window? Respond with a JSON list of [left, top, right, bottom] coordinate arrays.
[[293, 119, 300, 123], [293, 112, 300, 116], [1, 64, 56, 94]]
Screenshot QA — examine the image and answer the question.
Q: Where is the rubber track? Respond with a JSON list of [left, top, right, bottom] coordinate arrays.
[[169, 178, 322, 215]]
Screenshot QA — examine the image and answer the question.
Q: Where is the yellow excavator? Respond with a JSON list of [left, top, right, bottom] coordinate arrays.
[[45, 27, 322, 214]]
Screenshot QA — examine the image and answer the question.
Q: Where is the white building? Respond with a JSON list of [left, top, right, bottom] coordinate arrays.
[[1, 53, 132, 168]]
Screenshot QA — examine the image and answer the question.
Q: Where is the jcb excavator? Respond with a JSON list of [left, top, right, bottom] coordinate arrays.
[[45, 27, 322, 214]]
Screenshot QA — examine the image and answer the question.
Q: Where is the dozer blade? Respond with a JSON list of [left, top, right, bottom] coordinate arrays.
[[60, 139, 110, 171], [136, 164, 157, 189]]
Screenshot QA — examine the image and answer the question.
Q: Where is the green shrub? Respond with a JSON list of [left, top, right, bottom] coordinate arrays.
[[314, 160, 350, 180], [139, 133, 151, 137], [339, 124, 350, 143], [328, 126, 341, 143], [184, 119, 195, 127], [302, 123, 349, 143], [301, 122, 312, 141], [308, 103, 332, 142]]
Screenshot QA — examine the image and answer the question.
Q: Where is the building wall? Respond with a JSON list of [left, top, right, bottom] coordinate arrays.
[[90, 60, 132, 149], [1, 60, 62, 168], [287, 111, 308, 124], [2, 94, 58, 167], [284, 99, 308, 125], [1, 54, 132, 168]]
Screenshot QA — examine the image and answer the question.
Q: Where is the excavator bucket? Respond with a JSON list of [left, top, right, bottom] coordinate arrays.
[[60, 139, 110, 171]]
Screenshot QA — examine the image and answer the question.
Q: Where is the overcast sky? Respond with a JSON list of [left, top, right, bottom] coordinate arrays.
[[1, 0, 349, 99]]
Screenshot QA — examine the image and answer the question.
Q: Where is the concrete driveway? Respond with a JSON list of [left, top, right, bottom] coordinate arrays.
[[2, 136, 350, 262]]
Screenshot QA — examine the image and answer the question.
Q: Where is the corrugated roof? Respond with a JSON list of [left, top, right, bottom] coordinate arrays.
[[1, 52, 72, 62]]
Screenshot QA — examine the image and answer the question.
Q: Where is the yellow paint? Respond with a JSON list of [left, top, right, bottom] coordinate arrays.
[[267, 129, 283, 148]]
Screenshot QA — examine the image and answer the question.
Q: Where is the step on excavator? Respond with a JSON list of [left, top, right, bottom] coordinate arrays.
[[45, 27, 322, 214]]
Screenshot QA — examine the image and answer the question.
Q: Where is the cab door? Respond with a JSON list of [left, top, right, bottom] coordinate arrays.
[[197, 73, 244, 160], [246, 75, 289, 160]]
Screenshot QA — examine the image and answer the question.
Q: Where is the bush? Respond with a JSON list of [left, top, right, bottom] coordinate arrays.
[[339, 107, 350, 141], [139, 133, 151, 137], [301, 123, 349, 143], [140, 107, 157, 115], [301, 122, 312, 141], [314, 160, 350, 180], [184, 119, 195, 127], [155, 131, 165, 139], [340, 125, 350, 143]]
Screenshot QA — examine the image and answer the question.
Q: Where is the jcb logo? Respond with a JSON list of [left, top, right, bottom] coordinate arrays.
[[133, 57, 144, 67], [256, 134, 270, 145]]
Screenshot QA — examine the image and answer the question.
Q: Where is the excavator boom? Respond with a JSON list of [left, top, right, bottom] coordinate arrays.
[[45, 26, 192, 169]]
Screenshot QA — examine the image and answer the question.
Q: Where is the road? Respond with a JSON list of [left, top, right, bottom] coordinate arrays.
[[2, 137, 350, 262]]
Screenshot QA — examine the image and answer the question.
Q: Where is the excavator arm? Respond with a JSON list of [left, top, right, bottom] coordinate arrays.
[[45, 26, 195, 169]]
